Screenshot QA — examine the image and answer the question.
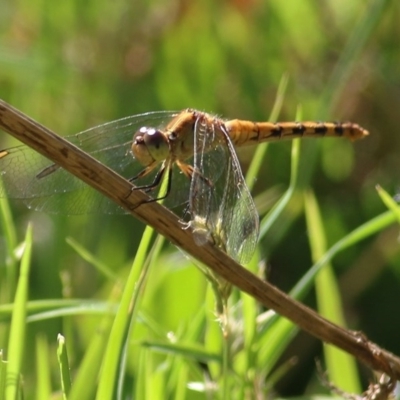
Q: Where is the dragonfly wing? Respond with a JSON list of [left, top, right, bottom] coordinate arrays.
[[0, 144, 143, 214], [23, 183, 126, 214], [189, 117, 259, 264], [0, 111, 179, 214]]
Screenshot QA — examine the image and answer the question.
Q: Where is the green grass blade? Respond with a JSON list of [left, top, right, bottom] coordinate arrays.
[[35, 334, 52, 400], [57, 334, 71, 399], [134, 349, 147, 400], [291, 210, 396, 300], [0, 350, 7, 400], [2, 299, 117, 324], [319, 0, 389, 116], [69, 313, 114, 400], [66, 236, 120, 283], [255, 313, 298, 378], [304, 189, 360, 393], [258, 106, 303, 243], [242, 117, 303, 378], [0, 185, 17, 261], [116, 234, 165, 399], [0, 195, 18, 299], [95, 224, 156, 400], [135, 348, 165, 400], [259, 138, 301, 240], [256, 211, 396, 378], [5, 223, 33, 400], [376, 184, 400, 223], [245, 73, 289, 191], [141, 341, 221, 364]]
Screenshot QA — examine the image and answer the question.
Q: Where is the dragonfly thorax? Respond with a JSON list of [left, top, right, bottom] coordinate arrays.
[[132, 127, 170, 166]]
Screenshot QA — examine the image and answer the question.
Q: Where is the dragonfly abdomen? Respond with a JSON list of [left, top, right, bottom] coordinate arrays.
[[225, 119, 369, 146]]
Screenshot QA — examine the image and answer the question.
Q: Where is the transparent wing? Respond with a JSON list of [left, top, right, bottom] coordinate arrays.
[[0, 111, 189, 214], [189, 117, 259, 264]]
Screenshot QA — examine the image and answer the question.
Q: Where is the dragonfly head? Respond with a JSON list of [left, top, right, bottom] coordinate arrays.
[[132, 127, 170, 166]]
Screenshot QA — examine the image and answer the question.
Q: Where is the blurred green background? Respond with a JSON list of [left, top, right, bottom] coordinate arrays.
[[1, 0, 400, 397]]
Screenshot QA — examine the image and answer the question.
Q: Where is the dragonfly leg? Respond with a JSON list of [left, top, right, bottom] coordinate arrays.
[[145, 167, 173, 203], [126, 160, 173, 205], [130, 167, 173, 205], [129, 162, 167, 194]]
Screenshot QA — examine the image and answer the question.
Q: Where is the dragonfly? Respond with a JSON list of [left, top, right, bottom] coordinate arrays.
[[0, 109, 369, 263]]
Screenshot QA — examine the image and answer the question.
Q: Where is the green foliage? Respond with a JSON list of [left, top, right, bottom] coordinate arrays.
[[1, 0, 400, 398]]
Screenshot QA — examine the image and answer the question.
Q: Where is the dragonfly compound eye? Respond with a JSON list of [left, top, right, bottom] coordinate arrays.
[[132, 127, 170, 165]]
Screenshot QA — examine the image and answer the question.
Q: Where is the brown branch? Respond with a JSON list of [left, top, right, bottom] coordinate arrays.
[[1, 99, 399, 379]]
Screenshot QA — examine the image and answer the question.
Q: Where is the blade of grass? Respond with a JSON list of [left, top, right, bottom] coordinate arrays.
[[0, 185, 17, 261], [5, 223, 32, 400], [245, 73, 289, 191], [67, 241, 128, 400], [291, 210, 396, 300], [0, 191, 18, 299], [376, 185, 400, 223], [304, 189, 360, 393], [66, 236, 120, 283], [240, 132, 302, 378], [174, 361, 189, 400], [69, 310, 114, 400], [298, 1, 384, 194], [257, 209, 397, 376], [35, 334, 52, 400], [57, 334, 71, 399], [142, 341, 221, 365], [96, 223, 156, 400], [23, 300, 117, 322], [135, 348, 149, 400], [256, 313, 298, 379], [319, 0, 390, 116], [0, 350, 6, 400], [116, 234, 165, 399], [135, 348, 166, 400], [239, 255, 259, 376], [257, 105, 303, 245], [259, 136, 301, 239]]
